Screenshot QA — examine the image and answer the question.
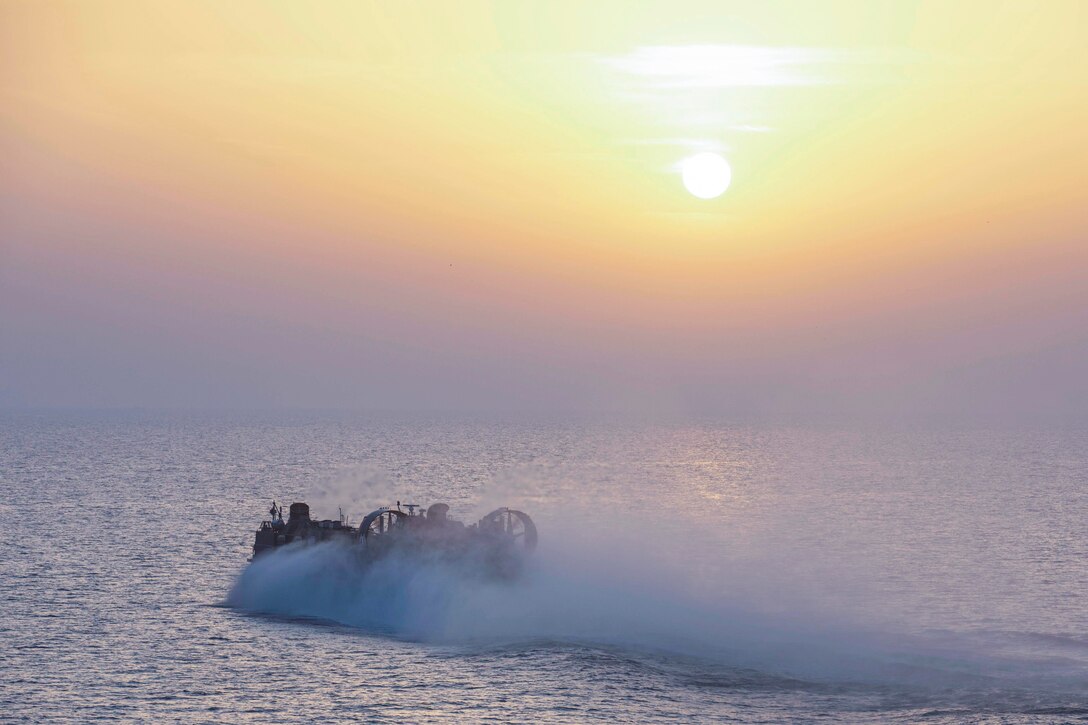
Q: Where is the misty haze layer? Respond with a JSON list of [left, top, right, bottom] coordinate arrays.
[[2, 2, 1086, 420]]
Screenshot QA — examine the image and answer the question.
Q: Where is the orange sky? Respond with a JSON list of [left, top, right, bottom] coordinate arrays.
[[1, 1, 1085, 416]]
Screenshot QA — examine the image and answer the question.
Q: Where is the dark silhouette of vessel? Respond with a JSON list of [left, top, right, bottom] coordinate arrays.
[[251, 500, 537, 575]]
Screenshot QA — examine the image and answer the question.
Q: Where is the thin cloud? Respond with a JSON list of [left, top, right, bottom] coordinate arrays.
[[602, 44, 932, 88], [601, 45, 845, 88]]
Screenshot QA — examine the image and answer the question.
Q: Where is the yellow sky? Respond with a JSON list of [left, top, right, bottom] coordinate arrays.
[[1, 1, 1085, 412]]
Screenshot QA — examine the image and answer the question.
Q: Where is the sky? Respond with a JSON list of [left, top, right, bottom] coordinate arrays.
[[1, 0, 1085, 419]]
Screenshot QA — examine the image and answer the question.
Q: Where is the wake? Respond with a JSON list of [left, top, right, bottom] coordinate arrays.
[[226, 517, 1088, 702]]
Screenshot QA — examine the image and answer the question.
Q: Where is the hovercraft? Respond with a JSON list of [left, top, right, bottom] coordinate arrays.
[[250, 500, 537, 576]]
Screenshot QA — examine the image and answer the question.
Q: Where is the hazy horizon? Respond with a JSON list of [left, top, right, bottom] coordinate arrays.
[[2, 1, 1085, 422]]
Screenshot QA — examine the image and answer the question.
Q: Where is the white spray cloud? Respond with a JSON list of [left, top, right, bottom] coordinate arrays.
[[227, 505, 1088, 693]]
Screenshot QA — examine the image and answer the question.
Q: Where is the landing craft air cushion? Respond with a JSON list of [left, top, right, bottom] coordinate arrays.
[[251, 501, 538, 576]]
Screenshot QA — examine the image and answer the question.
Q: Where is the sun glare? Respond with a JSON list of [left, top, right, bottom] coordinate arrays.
[[681, 152, 732, 199]]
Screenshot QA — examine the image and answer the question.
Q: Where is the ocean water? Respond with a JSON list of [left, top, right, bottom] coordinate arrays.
[[3, 411, 1087, 723]]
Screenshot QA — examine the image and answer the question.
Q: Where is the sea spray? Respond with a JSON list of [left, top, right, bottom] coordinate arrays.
[[227, 504, 1088, 694]]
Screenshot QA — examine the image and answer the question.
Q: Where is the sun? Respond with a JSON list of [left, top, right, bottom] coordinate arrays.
[[681, 152, 732, 199]]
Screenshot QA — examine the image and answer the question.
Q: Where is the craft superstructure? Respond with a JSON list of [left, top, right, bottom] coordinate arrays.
[[251, 500, 537, 574]]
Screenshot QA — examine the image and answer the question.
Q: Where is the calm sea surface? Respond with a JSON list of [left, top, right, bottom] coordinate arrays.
[[3, 412, 1087, 723]]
